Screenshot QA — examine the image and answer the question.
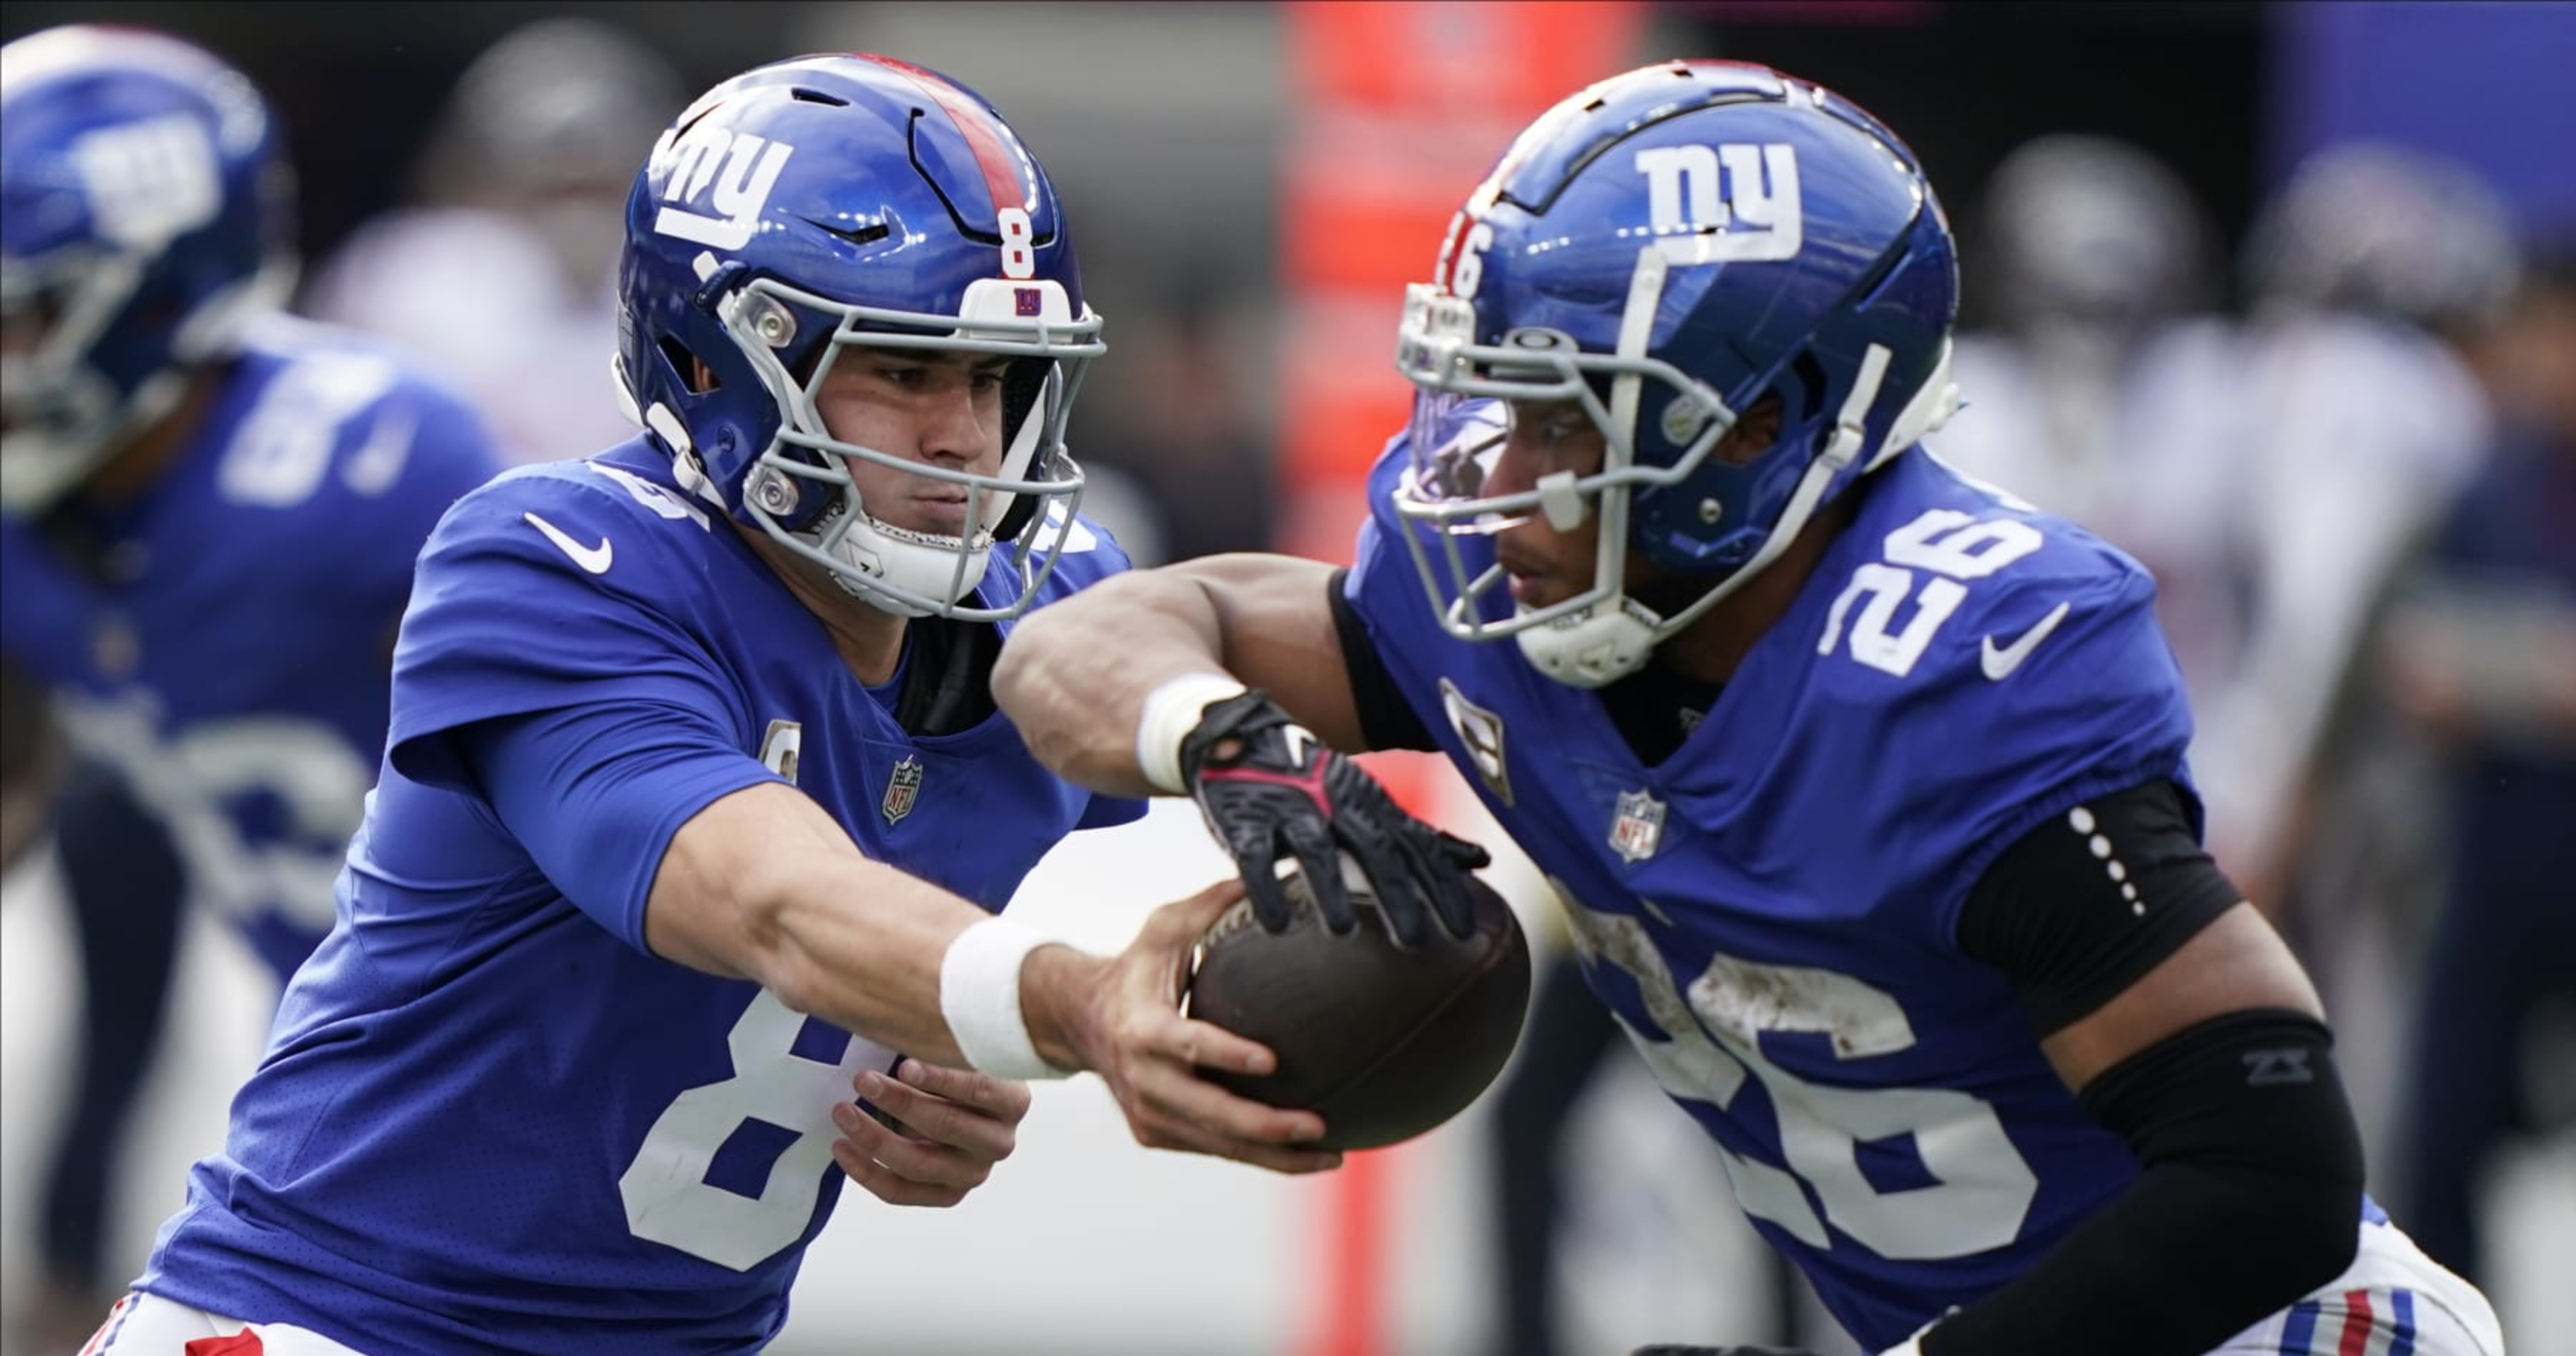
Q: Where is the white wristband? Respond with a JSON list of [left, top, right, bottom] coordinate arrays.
[[1134, 671, 1249, 794], [938, 917, 1074, 1081]]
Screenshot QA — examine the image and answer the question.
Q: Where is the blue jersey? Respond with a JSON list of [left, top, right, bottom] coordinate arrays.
[[1344, 428, 2197, 1351], [139, 439, 1143, 1355], [0, 319, 500, 977]]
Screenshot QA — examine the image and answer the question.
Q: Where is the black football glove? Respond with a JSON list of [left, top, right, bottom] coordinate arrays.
[[1179, 689, 1489, 946]]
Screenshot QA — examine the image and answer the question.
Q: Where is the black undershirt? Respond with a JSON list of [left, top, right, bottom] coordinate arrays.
[[889, 612, 1001, 738]]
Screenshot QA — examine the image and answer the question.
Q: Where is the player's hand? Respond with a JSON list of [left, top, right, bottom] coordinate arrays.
[[1180, 689, 1489, 946], [1063, 877, 1343, 1175], [828, 1057, 1030, 1208]]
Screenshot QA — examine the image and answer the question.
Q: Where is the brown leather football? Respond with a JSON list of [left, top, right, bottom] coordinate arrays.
[[1184, 857, 1532, 1151]]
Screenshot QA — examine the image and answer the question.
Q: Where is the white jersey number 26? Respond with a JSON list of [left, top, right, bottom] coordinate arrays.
[[1559, 887, 2040, 1260]]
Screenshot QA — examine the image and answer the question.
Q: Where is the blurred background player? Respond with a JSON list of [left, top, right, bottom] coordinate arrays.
[[0, 660, 56, 874], [0, 26, 502, 1353], [100, 51, 1336, 1356], [1939, 134, 2221, 533], [2373, 237, 2576, 1292], [993, 60, 2506, 1356], [1939, 134, 2532, 1203], [2124, 142, 2519, 904], [303, 17, 685, 467]]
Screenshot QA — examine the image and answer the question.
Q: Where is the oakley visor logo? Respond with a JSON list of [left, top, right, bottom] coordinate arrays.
[[652, 121, 795, 250], [1633, 142, 1803, 264]]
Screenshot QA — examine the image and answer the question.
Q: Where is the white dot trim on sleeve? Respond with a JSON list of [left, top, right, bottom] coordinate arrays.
[[2070, 805, 2147, 916]]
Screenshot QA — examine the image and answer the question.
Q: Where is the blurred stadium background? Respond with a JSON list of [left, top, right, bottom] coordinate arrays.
[[3, 3, 2570, 1354]]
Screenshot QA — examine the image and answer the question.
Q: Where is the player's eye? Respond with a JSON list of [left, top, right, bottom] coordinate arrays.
[[1513, 405, 1584, 447], [873, 363, 927, 388]]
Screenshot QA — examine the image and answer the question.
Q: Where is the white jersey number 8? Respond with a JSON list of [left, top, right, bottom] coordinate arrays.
[[617, 721, 889, 1271]]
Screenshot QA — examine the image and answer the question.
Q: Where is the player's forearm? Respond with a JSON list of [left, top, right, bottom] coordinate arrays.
[[1923, 1012, 2362, 1356], [994, 570, 1235, 797], [652, 782, 1032, 1064], [757, 854, 1003, 1065]]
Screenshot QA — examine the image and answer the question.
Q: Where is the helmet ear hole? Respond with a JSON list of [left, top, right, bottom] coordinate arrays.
[[657, 336, 717, 393], [1713, 394, 1785, 468]]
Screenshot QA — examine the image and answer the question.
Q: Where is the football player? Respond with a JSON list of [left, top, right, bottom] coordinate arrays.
[[98, 52, 1331, 1356], [0, 26, 504, 1349], [992, 63, 2508, 1356]]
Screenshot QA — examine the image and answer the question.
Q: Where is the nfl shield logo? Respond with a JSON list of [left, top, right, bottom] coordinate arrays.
[[1609, 788, 1666, 864], [882, 755, 925, 825]]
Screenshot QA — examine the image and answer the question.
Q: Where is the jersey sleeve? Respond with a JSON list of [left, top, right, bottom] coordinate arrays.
[[459, 701, 780, 953], [386, 468, 752, 793], [1074, 792, 1148, 830], [1908, 541, 2202, 949]]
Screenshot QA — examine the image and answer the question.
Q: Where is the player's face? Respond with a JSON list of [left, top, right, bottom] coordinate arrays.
[[1475, 394, 1785, 614], [812, 348, 1011, 538], [1483, 397, 1613, 610]]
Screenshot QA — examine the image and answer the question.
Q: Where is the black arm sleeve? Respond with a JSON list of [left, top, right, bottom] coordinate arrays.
[[1919, 1010, 2364, 1356], [1327, 567, 1438, 752], [1958, 778, 2245, 1037], [1929, 780, 2360, 1356]]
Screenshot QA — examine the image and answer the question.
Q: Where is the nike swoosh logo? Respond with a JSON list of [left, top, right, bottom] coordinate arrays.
[[1981, 601, 2072, 680], [1280, 723, 1317, 769], [523, 512, 613, 574]]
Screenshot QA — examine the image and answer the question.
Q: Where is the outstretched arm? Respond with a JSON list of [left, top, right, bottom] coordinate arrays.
[[999, 553, 1486, 944], [649, 784, 1340, 1178], [995, 553, 1373, 795], [459, 704, 1339, 1178]]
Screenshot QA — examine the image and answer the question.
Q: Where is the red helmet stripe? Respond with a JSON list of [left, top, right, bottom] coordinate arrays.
[[853, 54, 1032, 221]]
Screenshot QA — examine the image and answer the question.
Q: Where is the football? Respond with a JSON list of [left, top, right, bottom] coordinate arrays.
[[1184, 856, 1533, 1151]]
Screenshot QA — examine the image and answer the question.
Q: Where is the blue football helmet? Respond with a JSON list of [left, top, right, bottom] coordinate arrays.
[[614, 53, 1103, 620], [1393, 62, 1962, 685], [0, 26, 296, 513]]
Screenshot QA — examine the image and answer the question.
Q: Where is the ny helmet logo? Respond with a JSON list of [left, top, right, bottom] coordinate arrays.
[[652, 115, 796, 250], [75, 115, 221, 249], [1632, 142, 1803, 264]]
